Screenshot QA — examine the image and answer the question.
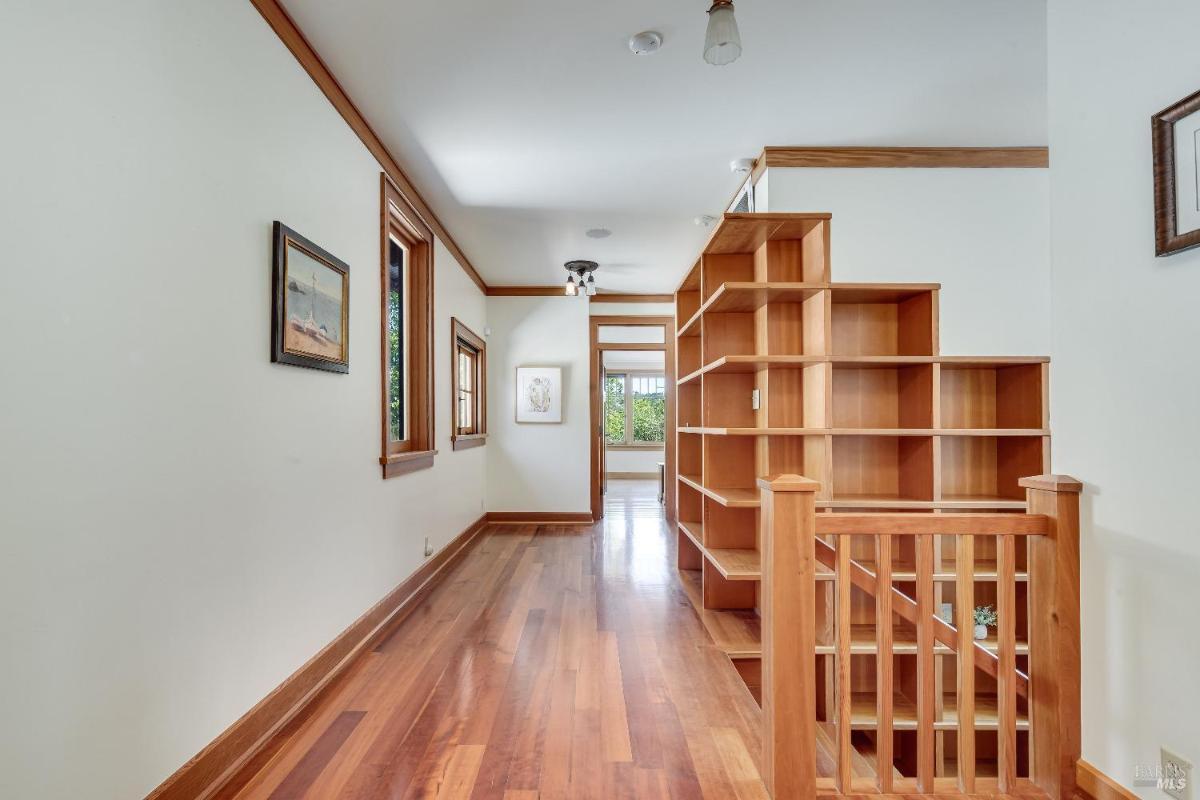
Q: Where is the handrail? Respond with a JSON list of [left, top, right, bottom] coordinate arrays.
[[816, 512, 1049, 536], [758, 474, 1082, 800]]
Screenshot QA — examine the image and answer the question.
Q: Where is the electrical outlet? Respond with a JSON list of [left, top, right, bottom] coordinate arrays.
[[424, 536, 434, 558], [1162, 747, 1193, 800], [750, 389, 761, 410]]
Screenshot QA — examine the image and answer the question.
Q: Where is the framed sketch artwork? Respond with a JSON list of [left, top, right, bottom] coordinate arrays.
[[1153, 88, 1200, 256], [515, 366, 562, 423]]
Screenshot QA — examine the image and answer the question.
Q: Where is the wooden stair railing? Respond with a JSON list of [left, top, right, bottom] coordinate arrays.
[[759, 474, 1082, 800]]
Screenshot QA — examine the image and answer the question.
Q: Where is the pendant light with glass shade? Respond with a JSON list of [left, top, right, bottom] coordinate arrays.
[[563, 260, 599, 297], [703, 0, 742, 66]]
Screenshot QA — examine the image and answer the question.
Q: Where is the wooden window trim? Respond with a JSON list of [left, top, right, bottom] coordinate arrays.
[[380, 174, 436, 477], [451, 317, 487, 451], [605, 369, 667, 447]]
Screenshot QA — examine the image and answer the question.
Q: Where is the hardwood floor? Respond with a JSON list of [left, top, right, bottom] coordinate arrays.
[[216, 480, 770, 799]]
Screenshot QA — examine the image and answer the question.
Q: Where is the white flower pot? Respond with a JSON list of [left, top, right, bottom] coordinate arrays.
[[974, 624, 988, 640]]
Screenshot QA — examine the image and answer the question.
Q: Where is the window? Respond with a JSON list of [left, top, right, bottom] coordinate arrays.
[[604, 372, 666, 446], [451, 318, 487, 450], [380, 175, 435, 477]]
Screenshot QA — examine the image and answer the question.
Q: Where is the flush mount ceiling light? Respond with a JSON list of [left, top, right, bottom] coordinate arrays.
[[703, 0, 742, 66], [585, 228, 612, 239], [564, 260, 599, 297], [628, 31, 662, 56]]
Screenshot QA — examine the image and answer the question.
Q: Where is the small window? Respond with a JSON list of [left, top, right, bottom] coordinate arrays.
[[604, 372, 665, 447], [381, 175, 435, 477], [451, 318, 487, 449]]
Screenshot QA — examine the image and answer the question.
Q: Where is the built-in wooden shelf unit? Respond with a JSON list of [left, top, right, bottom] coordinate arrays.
[[673, 212, 1050, 775]]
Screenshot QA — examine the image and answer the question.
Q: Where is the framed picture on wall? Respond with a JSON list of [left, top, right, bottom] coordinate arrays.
[[515, 366, 562, 423], [1153, 88, 1200, 256], [271, 221, 350, 372]]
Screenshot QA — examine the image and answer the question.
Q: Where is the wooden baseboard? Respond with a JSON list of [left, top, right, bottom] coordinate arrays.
[[606, 471, 659, 480], [1078, 760, 1140, 800], [485, 511, 593, 524], [145, 513, 488, 800]]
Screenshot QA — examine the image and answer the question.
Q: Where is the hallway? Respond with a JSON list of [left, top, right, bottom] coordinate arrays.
[[217, 481, 770, 799]]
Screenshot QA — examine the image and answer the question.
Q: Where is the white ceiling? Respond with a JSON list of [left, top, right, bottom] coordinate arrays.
[[280, 0, 1047, 292]]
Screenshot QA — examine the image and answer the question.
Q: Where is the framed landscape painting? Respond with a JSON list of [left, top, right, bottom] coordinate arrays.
[[515, 366, 562, 423], [271, 221, 350, 373], [1153, 88, 1200, 256]]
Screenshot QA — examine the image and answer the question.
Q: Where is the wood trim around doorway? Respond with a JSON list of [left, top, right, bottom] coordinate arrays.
[[589, 315, 676, 522]]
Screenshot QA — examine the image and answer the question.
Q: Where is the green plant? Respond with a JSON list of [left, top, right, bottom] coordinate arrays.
[[973, 604, 998, 628], [604, 375, 625, 443]]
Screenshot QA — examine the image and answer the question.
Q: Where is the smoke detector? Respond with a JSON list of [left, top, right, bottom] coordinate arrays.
[[628, 31, 663, 55], [730, 158, 755, 175]]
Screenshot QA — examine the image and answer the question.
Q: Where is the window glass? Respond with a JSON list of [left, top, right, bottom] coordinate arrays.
[[457, 346, 475, 433], [387, 237, 407, 442], [631, 374, 666, 443], [604, 373, 626, 444]]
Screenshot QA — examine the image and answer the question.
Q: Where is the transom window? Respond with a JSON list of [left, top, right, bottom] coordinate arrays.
[[604, 371, 666, 446]]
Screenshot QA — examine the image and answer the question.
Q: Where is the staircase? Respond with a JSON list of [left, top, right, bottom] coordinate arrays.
[[672, 213, 1081, 799]]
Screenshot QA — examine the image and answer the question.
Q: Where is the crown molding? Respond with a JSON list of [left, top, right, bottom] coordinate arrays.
[[249, 0, 487, 293], [760, 146, 1049, 169]]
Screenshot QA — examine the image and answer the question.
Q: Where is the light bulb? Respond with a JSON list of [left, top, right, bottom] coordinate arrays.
[[703, 1, 742, 66], [565, 274, 578, 296]]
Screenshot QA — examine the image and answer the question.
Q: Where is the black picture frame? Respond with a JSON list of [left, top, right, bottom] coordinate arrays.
[[271, 221, 350, 373], [1152, 88, 1200, 256]]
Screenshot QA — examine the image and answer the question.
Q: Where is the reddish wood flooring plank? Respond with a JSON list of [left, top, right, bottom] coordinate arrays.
[[220, 481, 773, 800], [268, 710, 364, 799]]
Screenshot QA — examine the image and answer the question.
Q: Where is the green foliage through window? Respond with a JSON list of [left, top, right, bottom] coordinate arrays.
[[604, 375, 625, 444], [605, 373, 665, 445], [387, 240, 406, 441]]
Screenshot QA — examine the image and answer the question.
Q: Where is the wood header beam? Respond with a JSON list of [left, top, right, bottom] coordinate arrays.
[[590, 293, 674, 303], [485, 285, 567, 296], [760, 146, 1049, 169], [249, 0, 487, 293]]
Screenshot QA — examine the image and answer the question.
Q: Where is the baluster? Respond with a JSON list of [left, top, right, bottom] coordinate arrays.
[[875, 534, 893, 793], [916, 533, 935, 792], [955, 534, 976, 793], [835, 533, 853, 792], [997, 533, 1017, 792]]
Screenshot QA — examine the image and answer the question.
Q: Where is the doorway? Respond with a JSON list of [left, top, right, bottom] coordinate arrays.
[[589, 315, 675, 522]]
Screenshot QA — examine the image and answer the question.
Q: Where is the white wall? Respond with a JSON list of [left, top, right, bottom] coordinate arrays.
[[605, 448, 664, 475], [0, 3, 485, 798], [763, 168, 1052, 356], [1047, 0, 1200, 786], [590, 302, 674, 317], [485, 297, 590, 512]]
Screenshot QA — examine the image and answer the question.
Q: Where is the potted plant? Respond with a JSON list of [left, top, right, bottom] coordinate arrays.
[[973, 604, 997, 640]]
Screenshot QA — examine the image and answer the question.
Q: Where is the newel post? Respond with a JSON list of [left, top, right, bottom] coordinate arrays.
[[758, 474, 819, 800], [1020, 474, 1083, 800]]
